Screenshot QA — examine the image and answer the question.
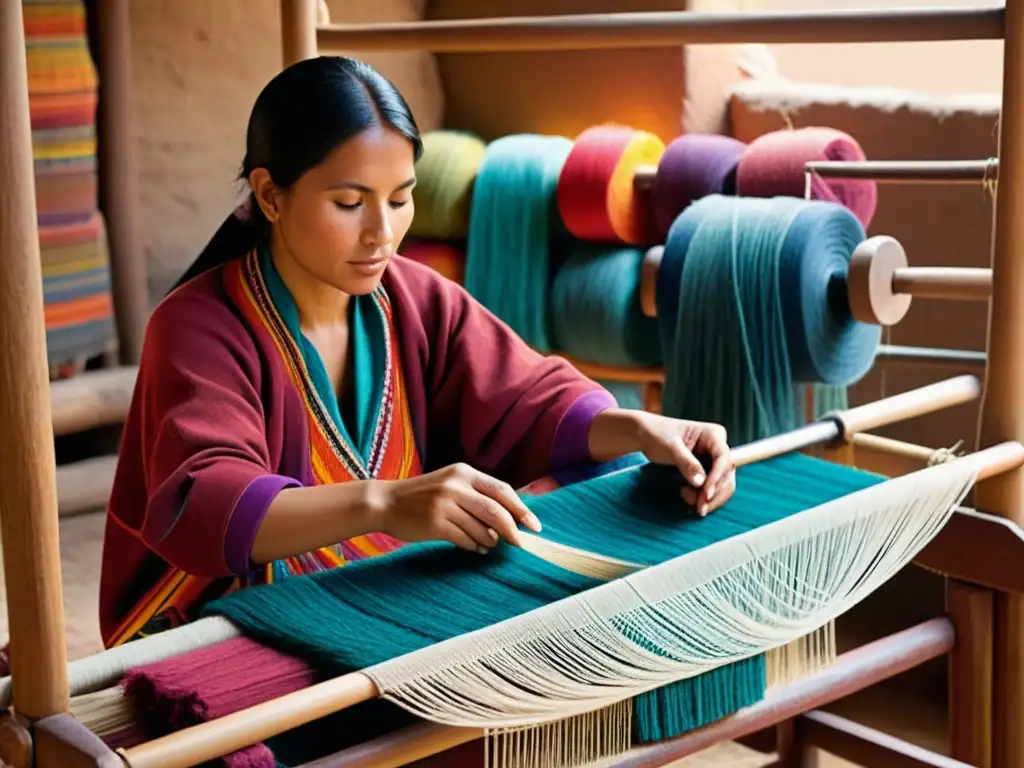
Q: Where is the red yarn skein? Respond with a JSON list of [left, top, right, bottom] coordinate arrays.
[[736, 127, 878, 228]]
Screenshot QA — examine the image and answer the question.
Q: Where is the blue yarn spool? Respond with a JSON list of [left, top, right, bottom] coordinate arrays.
[[549, 244, 662, 367], [464, 134, 574, 351], [656, 195, 880, 444]]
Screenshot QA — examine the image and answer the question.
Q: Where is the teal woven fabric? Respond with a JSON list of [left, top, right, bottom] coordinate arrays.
[[205, 452, 883, 764]]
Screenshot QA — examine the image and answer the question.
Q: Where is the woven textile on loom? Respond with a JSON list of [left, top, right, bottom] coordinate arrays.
[[115, 449, 976, 768], [24, 0, 116, 371]]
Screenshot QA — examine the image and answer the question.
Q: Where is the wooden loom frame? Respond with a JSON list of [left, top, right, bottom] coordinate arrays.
[[1, 0, 1024, 766]]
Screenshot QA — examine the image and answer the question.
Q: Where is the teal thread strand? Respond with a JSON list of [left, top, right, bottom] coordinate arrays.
[[549, 244, 662, 367], [655, 195, 879, 445]]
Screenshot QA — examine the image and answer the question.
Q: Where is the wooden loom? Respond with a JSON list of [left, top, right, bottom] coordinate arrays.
[[3, 2, 1024, 767]]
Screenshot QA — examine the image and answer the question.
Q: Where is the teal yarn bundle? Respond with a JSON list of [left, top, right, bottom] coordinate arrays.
[[599, 379, 646, 410], [201, 452, 885, 765], [464, 134, 574, 351], [655, 194, 880, 445], [549, 244, 662, 367]]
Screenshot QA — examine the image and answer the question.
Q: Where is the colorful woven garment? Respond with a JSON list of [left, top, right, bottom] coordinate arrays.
[[24, 0, 116, 373]]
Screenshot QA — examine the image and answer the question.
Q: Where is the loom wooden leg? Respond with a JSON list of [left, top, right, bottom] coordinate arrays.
[[0, 0, 70, 720], [33, 714, 121, 768], [973, 0, 1024, 761], [946, 579, 992, 767], [992, 593, 1024, 768]]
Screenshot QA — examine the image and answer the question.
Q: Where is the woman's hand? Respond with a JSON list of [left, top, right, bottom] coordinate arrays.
[[375, 463, 542, 554], [588, 409, 736, 516]]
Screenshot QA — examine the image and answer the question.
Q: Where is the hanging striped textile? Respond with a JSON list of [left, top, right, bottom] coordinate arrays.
[[23, 0, 117, 375]]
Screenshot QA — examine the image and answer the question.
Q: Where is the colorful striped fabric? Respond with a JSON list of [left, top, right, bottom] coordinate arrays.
[[23, 0, 116, 372]]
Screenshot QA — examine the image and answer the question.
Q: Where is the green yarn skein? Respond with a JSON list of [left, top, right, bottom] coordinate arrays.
[[409, 130, 487, 240]]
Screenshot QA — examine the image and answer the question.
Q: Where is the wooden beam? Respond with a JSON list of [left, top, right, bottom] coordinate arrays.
[[50, 367, 136, 437], [797, 710, 974, 767]]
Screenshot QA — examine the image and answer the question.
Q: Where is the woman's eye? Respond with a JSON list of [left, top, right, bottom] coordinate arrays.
[[336, 201, 362, 210], [389, 200, 410, 209]]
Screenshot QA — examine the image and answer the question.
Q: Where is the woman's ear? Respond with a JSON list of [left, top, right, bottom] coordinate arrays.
[[248, 168, 281, 223]]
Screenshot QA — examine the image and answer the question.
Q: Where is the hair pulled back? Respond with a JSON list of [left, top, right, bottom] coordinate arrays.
[[171, 56, 423, 292]]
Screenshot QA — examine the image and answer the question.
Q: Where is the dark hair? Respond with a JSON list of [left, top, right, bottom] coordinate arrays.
[[171, 56, 423, 293]]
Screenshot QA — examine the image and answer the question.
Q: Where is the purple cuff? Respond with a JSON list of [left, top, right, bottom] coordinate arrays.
[[548, 388, 618, 475], [224, 473, 303, 575]]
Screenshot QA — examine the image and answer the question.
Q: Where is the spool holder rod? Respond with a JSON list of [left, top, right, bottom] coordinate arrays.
[[640, 240, 991, 328], [633, 159, 999, 188]]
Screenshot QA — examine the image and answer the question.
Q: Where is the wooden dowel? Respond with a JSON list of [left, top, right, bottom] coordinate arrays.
[[316, 6, 1003, 52], [633, 159, 999, 191], [796, 709, 975, 768], [946, 580, 993, 767], [639, 244, 990, 328], [975, 0, 1024, 762], [805, 159, 999, 184], [291, 618, 955, 768], [119, 673, 378, 768], [891, 267, 992, 301], [873, 344, 985, 372], [837, 375, 981, 437], [49, 366, 137, 437], [0, 0, 70, 719], [94, 0, 148, 365], [281, 0, 319, 66]]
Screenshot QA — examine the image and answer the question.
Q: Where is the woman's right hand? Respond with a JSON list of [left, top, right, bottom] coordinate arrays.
[[376, 463, 542, 554]]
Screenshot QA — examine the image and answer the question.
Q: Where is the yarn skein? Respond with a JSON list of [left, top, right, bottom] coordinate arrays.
[[651, 133, 747, 239], [408, 130, 487, 240], [463, 134, 574, 351], [549, 244, 662, 368], [735, 127, 878, 229], [557, 125, 665, 245], [656, 194, 880, 445], [399, 239, 466, 285]]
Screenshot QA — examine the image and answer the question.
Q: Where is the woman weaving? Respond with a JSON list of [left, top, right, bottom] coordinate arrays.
[[99, 56, 737, 650]]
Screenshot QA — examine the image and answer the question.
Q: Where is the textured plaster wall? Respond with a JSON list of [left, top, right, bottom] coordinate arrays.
[[130, 0, 443, 299]]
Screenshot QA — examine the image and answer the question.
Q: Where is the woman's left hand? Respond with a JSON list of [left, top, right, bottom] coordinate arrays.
[[589, 409, 736, 516]]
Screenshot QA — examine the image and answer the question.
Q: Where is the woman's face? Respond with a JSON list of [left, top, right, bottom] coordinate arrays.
[[262, 124, 417, 296]]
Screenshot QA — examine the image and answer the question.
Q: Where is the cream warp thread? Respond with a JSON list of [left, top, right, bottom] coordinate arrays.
[[366, 459, 975, 730]]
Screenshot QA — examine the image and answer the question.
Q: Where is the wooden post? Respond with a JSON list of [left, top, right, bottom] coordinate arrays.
[[281, 0, 319, 67], [946, 580, 993, 767], [0, 1, 70, 719], [973, 0, 1024, 763], [95, 0, 149, 365]]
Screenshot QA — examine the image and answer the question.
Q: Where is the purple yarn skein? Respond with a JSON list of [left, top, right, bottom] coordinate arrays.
[[651, 134, 747, 239]]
